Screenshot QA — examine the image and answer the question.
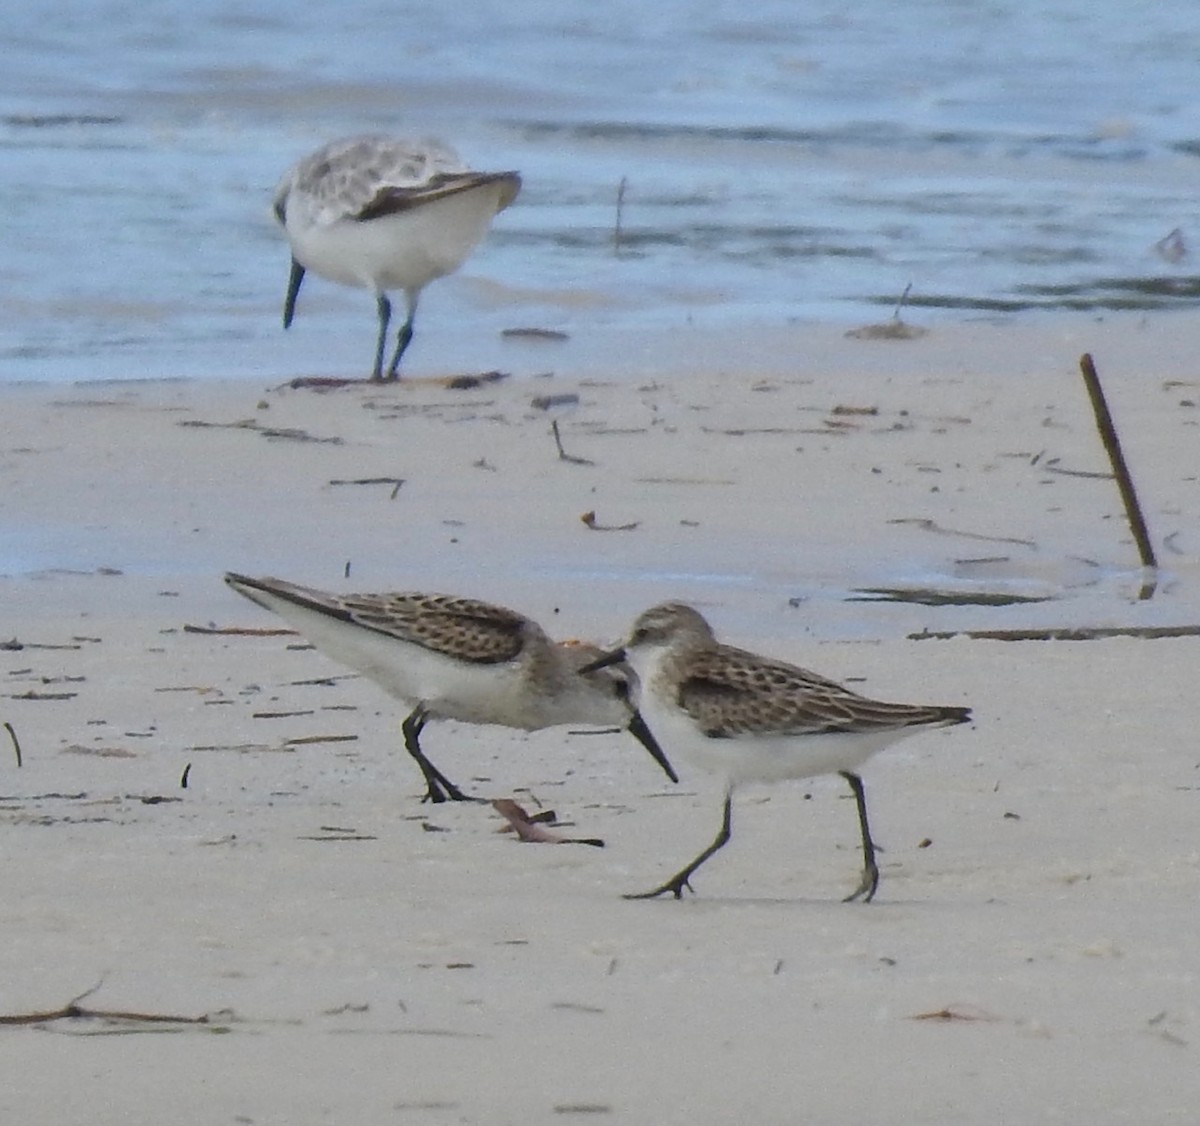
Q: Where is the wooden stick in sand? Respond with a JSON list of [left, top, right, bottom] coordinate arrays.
[[1078, 353, 1157, 575], [4, 721, 21, 767]]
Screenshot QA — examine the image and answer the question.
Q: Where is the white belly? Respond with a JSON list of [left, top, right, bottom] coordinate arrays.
[[286, 182, 508, 293], [639, 694, 915, 786], [243, 590, 627, 731]]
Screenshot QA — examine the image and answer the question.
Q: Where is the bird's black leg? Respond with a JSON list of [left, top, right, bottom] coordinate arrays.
[[282, 258, 306, 329], [371, 292, 393, 382], [400, 706, 473, 803], [626, 791, 733, 900], [840, 770, 880, 903], [383, 291, 418, 380]]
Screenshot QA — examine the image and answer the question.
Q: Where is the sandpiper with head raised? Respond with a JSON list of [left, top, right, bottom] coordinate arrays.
[[224, 573, 677, 803], [581, 602, 970, 902], [273, 134, 521, 381]]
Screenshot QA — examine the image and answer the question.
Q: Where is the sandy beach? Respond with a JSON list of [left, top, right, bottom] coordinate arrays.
[[3, 313, 1200, 1123]]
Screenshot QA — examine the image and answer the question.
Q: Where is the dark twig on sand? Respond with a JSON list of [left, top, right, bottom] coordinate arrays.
[[1078, 354, 1158, 587], [531, 393, 580, 411], [580, 510, 640, 532], [329, 477, 405, 500], [4, 722, 21, 767], [551, 420, 595, 465], [0, 980, 226, 1030], [182, 624, 297, 637]]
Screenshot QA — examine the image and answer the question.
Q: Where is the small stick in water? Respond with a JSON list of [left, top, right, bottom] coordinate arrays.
[[614, 176, 627, 256]]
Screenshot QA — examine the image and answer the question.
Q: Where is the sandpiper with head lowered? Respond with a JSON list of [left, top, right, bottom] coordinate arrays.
[[273, 134, 521, 381], [580, 602, 971, 902], [224, 573, 677, 803]]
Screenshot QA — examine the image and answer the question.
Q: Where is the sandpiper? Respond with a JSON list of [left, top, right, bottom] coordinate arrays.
[[581, 602, 970, 901], [224, 573, 677, 802], [273, 134, 521, 381]]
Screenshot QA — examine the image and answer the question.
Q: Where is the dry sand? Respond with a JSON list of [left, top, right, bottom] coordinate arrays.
[[2, 313, 1199, 1123]]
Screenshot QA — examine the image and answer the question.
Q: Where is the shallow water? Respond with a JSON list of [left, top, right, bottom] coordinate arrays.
[[3, 0, 1200, 382]]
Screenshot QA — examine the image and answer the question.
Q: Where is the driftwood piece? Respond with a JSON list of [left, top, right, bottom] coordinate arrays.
[[0, 982, 231, 1032], [492, 799, 604, 848], [1078, 353, 1157, 574]]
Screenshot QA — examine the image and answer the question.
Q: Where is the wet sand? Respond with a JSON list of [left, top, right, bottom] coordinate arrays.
[[2, 314, 1199, 1122]]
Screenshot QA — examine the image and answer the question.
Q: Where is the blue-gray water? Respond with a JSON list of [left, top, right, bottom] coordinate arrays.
[[4, 0, 1200, 382]]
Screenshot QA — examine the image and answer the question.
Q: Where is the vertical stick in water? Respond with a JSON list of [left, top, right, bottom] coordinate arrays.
[[1078, 352, 1158, 578], [613, 177, 627, 257]]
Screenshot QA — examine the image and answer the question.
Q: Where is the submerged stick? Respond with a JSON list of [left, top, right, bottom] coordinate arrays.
[[614, 176, 628, 256], [1078, 354, 1157, 575]]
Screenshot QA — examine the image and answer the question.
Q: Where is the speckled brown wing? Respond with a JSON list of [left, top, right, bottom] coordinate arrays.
[[677, 644, 964, 737], [340, 593, 528, 664]]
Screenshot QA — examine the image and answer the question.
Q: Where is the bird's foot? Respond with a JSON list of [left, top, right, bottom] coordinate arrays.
[[842, 865, 880, 904], [421, 783, 480, 804], [623, 875, 694, 901]]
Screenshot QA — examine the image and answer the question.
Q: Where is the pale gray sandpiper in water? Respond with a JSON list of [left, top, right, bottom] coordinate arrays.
[[273, 134, 521, 381], [224, 573, 677, 802], [581, 602, 971, 901]]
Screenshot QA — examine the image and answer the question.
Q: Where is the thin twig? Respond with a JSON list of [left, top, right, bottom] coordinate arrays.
[[887, 517, 1037, 547], [4, 722, 21, 768], [328, 477, 405, 500], [0, 1000, 219, 1027], [580, 510, 640, 532], [909, 624, 1200, 642], [0, 976, 226, 1029], [181, 624, 297, 637], [551, 420, 595, 465], [1078, 354, 1158, 584]]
